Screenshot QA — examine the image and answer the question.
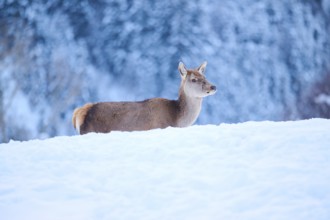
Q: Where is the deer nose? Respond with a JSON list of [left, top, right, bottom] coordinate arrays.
[[210, 85, 217, 91]]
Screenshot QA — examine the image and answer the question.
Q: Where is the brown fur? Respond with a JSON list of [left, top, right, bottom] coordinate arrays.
[[72, 62, 216, 135], [72, 103, 94, 130], [78, 99, 180, 134]]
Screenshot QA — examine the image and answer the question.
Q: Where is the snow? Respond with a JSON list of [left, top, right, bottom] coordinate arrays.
[[315, 94, 330, 106], [1, 119, 330, 220]]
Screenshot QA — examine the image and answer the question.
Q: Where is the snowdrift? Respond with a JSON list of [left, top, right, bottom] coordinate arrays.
[[0, 119, 330, 220]]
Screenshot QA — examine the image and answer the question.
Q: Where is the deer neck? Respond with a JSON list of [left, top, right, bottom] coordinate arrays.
[[176, 87, 203, 127]]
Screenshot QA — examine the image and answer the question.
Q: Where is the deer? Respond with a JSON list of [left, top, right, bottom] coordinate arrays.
[[72, 61, 216, 135]]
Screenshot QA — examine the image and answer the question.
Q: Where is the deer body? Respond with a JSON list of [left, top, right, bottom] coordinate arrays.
[[72, 62, 216, 135]]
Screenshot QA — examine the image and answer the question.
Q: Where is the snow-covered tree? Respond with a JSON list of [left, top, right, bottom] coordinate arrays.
[[0, 0, 329, 142]]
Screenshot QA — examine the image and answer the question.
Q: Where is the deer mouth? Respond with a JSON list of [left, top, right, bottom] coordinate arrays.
[[206, 90, 216, 95]]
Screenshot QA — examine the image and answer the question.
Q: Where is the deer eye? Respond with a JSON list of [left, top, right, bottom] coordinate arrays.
[[191, 79, 197, 82]]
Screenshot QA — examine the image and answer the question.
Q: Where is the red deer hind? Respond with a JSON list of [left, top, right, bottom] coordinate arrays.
[[72, 62, 216, 134]]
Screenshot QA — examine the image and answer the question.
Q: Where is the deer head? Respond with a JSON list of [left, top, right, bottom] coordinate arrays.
[[178, 61, 217, 98]]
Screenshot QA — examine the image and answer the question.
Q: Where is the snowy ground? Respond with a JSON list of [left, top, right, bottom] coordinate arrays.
[[0, 119, 330, 220]]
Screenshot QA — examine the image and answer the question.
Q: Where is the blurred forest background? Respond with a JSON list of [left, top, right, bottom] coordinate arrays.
[[0, 0, 330, 143]]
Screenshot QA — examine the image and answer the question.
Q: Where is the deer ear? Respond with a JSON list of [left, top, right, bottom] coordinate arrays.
[[198, 61, 207, 75], [178, 62, 187, 78]]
